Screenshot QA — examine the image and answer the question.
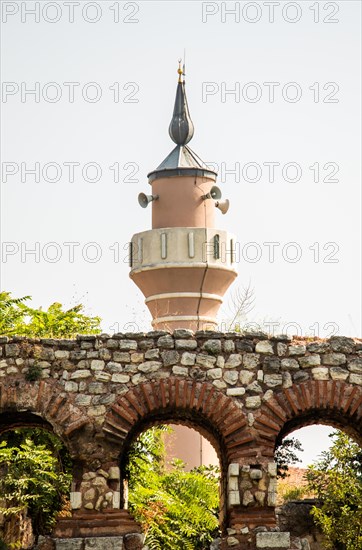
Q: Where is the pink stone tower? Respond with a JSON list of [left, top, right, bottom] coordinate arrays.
[[129, 62, 237, 331]]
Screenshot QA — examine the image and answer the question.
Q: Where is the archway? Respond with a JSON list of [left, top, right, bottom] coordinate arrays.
[[103, 378, 252, 533], [253, 380, 362, 549], [0, 411, 73, 548], [0, 380, 93, 456], [121, 421, 222, 549], [254, 379, 362, 456]]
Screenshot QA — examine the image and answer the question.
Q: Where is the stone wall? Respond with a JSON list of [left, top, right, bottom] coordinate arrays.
[[0, 331, 361, 549]]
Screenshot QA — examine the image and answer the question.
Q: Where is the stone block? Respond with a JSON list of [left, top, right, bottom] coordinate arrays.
[[255, 490, 266, 505], [123, 533, 144, 550], [56, 540, 83, 550], [330, 336, 355, 353], [281, 358, 299, 371], [348, 358, 362, 373], [91, 360, 105, 371], [223, 340, 235, 353], [112, 491, 120, 508], [172, 365, 188, 376], [71, 369, 92, 380], [350, 373, 362, 385], [288, 344, 306, 356], [228, 463, 239, 477], [216, 355, 225, 367], [264, 374, 283, 387], [226, 387, 246, 397], [55, 350, 70, 359], [70, 491, 81, 509], [203, 339, 222, 354], [243, 353, 260, 369], [282, 372, 293, 388], [306, 341, 330, 353], [256, 532, 290, 548], [173, 328, 194, 339], [95, 372, 111, 382], [130, 353, 144, 363], [236, 340, 254, 352], [311, 367, 329, 380], [161, 350, 180, 366], [98, 348, 111, 360], [175, 339, 197, 350], [263, 357, 280, 373], [157, 335, 174, 349], [255, 341, 274, 354], [88, 382, 106, 394], [113, 352, 131, 362], [225, 354, 242, 368], [181, 352, 196, 365], [111, 373, 130, 383], [144, 348, 160, 360], [213, 379, 226, 389], [242, 490, 254, 506], [293, 371, 309, 383], [75, 394, 92, 406], [196, 354, 217, 368], [65, 381, 78, 392], [330, 367, 349, 380], [239, 370, 255, 385], [322, 353, 346, 365], [85, 536, 124, 549], [250, 468, 263, 480], [207, 368, 222, 379], [119, 340, 137, 351], [298, 355, 320, 368], [229, 476, 238, 491], [228, 490, 240, 506], [245, 396, 261, 409], [246, 381, 263, 393], [223, 371, 238, 385], [268, 462, 277, 477], [277, 343, 288, 357], [137, 361, 162, 373]]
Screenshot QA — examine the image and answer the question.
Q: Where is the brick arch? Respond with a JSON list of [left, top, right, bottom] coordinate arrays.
[[0, 380, 91, 454], [254, 380, 362, 456], [103, 378, 252, 462]]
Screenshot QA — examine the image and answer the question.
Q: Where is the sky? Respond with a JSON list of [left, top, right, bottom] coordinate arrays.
[[1, 1, 361, 460]]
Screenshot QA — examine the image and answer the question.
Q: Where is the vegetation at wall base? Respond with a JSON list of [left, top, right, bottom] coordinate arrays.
[[126, 427, 220, 550], [306, 431, 362, 550], [0, 428, 72, 540]]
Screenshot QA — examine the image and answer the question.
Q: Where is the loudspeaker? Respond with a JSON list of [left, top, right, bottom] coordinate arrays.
[[210, 186, 222, 200], [215, 199, 230, 214], [138, 193, 159, 208]]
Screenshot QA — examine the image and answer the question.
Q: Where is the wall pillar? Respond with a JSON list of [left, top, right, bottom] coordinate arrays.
[[222, 460, 291, 549], [54, 461, 143, 549]]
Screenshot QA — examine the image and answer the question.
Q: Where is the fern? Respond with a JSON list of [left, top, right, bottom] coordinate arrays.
[[127, 428, 220, 549]]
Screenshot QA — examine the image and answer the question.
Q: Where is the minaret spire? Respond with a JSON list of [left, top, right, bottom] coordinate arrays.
[[168, 60, 194, 146], [130, 62, 237, 331]]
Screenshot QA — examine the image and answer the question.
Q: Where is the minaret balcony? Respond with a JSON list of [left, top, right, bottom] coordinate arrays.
[[129, 227, 238, 331]]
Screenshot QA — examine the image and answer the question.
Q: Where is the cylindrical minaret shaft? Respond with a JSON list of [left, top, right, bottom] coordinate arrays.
[[130, 63, 237, 331]]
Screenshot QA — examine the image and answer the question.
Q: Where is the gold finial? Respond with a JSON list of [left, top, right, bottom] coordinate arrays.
[[178, 58, 183, 83]]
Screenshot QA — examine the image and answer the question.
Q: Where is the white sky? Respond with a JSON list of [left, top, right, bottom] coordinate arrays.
[[0, 1, 361, 458]]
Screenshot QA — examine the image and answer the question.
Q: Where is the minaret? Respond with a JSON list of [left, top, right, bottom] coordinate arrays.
[[129, 62, 237, 331]]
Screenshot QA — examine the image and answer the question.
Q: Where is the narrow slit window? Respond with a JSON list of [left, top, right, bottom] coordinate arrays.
[[129, 242, 133, 268], [161, 233, 167, 259], [188, 232, 195, 258], [138, 237, 143, 263], [214, 234, 220, 260]]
